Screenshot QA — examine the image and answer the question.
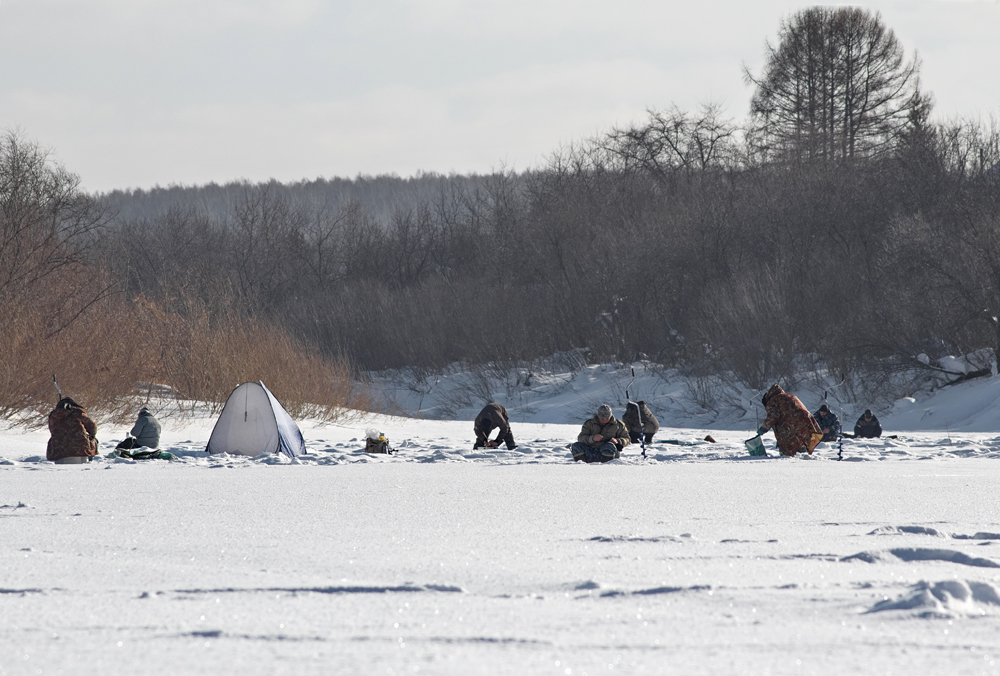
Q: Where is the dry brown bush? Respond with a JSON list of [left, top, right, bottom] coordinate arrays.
[[0, 289, 161, 425], [0, 289, 367, 427], [154, 299, 365, 419]]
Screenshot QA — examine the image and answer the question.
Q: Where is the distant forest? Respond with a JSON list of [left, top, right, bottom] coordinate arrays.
[[4, 7, 1000, 416]]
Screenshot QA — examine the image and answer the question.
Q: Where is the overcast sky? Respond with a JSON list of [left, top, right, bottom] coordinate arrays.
[[1, 0, 997, 192]]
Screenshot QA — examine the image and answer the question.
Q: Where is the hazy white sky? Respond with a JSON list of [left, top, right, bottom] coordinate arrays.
[[1, 0, 997, 192]]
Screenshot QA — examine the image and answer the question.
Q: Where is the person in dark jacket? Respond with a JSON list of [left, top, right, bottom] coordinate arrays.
[[571, 404, 631, 463], [854, 409, 883, 438], [622, 400, 659, 444], [474, 402, 516, 450], [47, 397, 99, 464], [757, 384, 823, 457], [813, 404, 841, 442], [116, 407, 162, 450]]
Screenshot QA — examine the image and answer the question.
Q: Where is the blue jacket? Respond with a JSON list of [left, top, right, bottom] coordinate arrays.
[[813, 409, 841, 442]]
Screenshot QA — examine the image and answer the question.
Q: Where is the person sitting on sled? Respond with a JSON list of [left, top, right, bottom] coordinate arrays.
[[623, 400, 659, 444], [813, 403, 841, 442], [116, 406, 161, 450], [854, 409, 883, 438], [47, 397, 100, 464], [571, 404, 630, 463], [756, 384, 823, 457], [474, 402, 517, 450]]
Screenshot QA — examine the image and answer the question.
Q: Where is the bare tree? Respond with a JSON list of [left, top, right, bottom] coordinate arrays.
[[230, 183, 307, 315], [298, 199, 363, 291], [0, 130, 114, 341], [745, 7, 928, 163], [606, 103, 740, 183], [0, 130, 107, 302]]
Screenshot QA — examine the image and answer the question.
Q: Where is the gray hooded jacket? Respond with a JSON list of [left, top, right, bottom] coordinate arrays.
[[130, 409, 162, 448]]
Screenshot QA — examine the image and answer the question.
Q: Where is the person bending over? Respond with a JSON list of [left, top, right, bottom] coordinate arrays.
[[623, 400, 659, 444], [757, 385, 822, 457], [474, 402, 517, 450]]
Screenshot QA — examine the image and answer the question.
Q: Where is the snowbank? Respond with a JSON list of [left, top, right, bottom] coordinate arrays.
[[367, 358, 1000, 432]]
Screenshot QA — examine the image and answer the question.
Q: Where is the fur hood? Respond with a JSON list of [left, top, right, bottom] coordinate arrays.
[[762, 384, 784, 407]]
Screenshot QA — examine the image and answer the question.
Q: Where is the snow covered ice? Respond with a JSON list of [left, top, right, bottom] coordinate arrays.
[[4, 373, 1000, 674]]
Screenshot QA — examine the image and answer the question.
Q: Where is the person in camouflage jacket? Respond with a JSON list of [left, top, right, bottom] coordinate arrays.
[[474, 402, 517, 449], [571, 404, 630, 463], [47, 397, 99, 463], [757, 384, 822, 456], [813, 404, 841, 442], [622, 400, 659, 444]]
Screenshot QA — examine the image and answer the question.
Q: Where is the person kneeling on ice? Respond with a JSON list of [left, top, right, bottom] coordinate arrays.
[[756, 384, 823, 457], [623, 400, 659, 445], [813, 403, 841, 442], [47, 397, 100, 464], [571, 404, 630, 463], [116, 406, 161, 450], [854, 409, 883, 438], [473, 402, 517, 450]]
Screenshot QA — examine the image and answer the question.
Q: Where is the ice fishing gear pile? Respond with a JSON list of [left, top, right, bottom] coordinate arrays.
[[109, 448, 176, 461], [365, 428, 394, 455]]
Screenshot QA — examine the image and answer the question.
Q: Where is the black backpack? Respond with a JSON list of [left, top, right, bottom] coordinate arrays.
[[365, 430, 393, 454]]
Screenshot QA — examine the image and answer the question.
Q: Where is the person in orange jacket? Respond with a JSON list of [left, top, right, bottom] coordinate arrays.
[[757, 384, 823, 456]]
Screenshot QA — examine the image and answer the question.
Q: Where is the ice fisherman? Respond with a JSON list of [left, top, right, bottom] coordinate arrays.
[[116, 406, 162, 450], [47, 397, 100, 464], [473, 402, 517, 450], [756, 384, 823, 457], [854, 409, 883, 438], [813, 403, 841, 442], [571, 404, 630, 463], [622, 400, 659, 444]]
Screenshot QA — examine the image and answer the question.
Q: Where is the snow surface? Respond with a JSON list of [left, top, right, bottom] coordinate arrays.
[[4, 373, 1000, 675]]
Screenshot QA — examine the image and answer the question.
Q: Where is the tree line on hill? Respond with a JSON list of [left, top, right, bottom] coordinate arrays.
[[3, 7, 999, 417]]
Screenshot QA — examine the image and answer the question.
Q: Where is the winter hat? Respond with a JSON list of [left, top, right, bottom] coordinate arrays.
[[58, 397, 81, 410], [818, 404, 830, 413], [139, 407, 150, 415], [864, 409, 873, 417], [597, 404, 613, 419]]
